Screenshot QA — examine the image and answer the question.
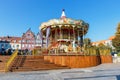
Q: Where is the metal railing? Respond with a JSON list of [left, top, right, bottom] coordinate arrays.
[[5, 50, 18, 72]]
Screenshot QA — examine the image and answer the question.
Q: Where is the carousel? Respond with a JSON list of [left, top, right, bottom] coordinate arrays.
[[39, 9, 89, 54]]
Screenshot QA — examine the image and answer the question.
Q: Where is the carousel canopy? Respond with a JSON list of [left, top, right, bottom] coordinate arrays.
[[39, 10, 89, 30]]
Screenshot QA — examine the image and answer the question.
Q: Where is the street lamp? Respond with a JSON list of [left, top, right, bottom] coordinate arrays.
[[21, 34, 23, 55]]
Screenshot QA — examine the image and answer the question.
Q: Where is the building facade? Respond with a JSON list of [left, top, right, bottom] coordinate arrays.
[[21, 28, 36, 50], [92, 36, 115, 49], [35, 32, 46, 48], [0, 36, 21, 50], [35, 32, 41, 47], [0, 28, 43, 51]]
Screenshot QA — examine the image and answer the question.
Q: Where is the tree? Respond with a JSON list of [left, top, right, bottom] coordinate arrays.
[[98, 43, 105, 47], [112, 23, 120, 52], [83, 38, 91, 47]]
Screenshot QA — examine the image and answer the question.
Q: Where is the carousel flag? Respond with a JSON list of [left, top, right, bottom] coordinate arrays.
[[46, 26, 51, 38], [46, 26, 51, 48], [46, 38, 49, 48]]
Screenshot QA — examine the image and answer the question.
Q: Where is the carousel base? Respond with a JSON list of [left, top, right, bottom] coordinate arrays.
[[44, 54, 112, 68]]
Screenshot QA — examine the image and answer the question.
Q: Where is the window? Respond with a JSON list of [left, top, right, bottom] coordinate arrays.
[[27, 34, 32, 38], [22, 44, 24, 47], [32, 45, 34, 47], [22, 40, 25, 42], [26, 44, 27, 47], [29, 45, 31, 48], [1, 44, 4, 48], [14, 40, 16, 43], [17, 45, 19, 48], [5, 44, 7, 48], [28, 34, 30, 36], [27, 40, 31, 43], [19, 40, 21, 43]]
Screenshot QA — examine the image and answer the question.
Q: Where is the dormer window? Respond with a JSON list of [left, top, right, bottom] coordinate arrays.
[[27, 34, 32, 38], [28, 34, 30, 36]]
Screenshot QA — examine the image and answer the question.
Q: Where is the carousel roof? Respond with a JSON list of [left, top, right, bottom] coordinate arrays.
[[39, 10, 89, 30]]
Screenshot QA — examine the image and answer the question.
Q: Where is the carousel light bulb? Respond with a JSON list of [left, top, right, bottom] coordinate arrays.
[[59, 25, 62, 28], [72, 25, 75, 28]]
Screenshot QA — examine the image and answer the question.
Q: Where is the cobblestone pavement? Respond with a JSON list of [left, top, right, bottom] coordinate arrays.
[[0, 63, 120, 80]]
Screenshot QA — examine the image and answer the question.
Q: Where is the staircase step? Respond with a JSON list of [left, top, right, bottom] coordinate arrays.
[[10, 55, 69, 72], [0, 56, 10, 72], [0, 69, 5, 72], [12, 66, 69, 72]]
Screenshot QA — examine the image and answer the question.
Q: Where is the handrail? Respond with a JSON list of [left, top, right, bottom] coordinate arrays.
[[5, 50, 18, 72]]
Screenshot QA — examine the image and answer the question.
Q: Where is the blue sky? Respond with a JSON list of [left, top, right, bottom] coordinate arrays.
[[0, 0, 120, 42]]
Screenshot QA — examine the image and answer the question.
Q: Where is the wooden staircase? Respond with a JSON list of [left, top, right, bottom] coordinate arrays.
[[10, 55, 69, 72], [0, 56, 11, 72]]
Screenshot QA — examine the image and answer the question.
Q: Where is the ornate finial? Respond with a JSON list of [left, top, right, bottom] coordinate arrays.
[[62, 9, 65, 11], [61, 9, 66, 19]]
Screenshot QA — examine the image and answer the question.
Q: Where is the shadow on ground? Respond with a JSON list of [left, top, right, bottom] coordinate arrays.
[[64, 75, 120, 80]]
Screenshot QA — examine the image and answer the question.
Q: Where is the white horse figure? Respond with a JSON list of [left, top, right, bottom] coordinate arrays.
[[63, 45, 68, 53], [72, 40, 76, 52]]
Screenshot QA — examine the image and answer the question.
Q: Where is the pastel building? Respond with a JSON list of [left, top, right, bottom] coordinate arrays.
[[92, 36, 115, 49], [21, 28, 36, 50], [35, 32, 42, 47], [10, 37, 21, 50], [35, 32, 46, 48], [0, 36, 21, 50], [0, 28, 39, 51]]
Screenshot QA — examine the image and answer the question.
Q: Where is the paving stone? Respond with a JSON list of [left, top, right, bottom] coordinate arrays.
[[0, 63, 120, 80]]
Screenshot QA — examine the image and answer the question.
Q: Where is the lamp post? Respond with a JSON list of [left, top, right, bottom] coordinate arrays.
[[21, 36, 23, 54]]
